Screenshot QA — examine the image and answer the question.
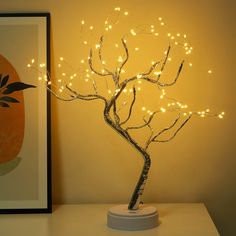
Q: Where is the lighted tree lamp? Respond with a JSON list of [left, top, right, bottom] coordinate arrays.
[[28, 8, 224, 231]]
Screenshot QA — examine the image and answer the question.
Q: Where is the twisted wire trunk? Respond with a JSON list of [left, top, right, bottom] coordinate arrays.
[[128, 152, 151, 210], [104, 108, 151, 210]]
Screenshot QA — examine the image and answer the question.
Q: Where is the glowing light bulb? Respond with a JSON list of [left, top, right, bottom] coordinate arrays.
[[108, 25, 112, 29], [189, 63, 193, 67], [160, 22, 165, 26], [184, 34, 187, 38], [102, 60, 106, 65], [62, 73, 66, 76], [31, 59, 35, 63], [137, 87, 141, 91], [137, 74, 142, 79], [154, 71, 162, 75], [114, 7, 121, 11], [123, 89, 127, 93], [142, 107, 146, 111], [115, 44, 119, 48], [130, 29, 136, 36], [158, 17, 162, 21], [58, 64, 61, 67], [161, 107, 166, 112], [68, 82, 72, 86], [48, 81, 51, 85], [168, 58, 172, 61], [208, 70, 212, 74], [81, 59, 85, 63], [27, 64, 31, 67], [81, 20, 85, 25], [124, 11, 128, 16], [135, 47, 139, 51], [118, 56, 123, 62], [108, 90, 112, 94], [167, 33, 171, 37], [38, 77, 42, 80], [154, 33, 159, 36], [83, 41, 88, 45], [177, 33, 180, 37]]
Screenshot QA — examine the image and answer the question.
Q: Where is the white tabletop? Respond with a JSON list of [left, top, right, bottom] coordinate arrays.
[[0, 203, 219, 236]]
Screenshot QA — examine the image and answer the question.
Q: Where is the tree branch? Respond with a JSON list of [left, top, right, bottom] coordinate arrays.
[[157, 60, 184, 87], [126, 111, 160, 131], [98, 36, 114, 75], [65, 85, 107, 102], [88, 49, 112, 77], [151, 115, 192, 144], [120, 86, 136, 125], [117, 38, 129, 80]]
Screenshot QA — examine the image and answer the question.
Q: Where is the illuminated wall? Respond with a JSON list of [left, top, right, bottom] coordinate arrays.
[[0, 0, 235, 235]]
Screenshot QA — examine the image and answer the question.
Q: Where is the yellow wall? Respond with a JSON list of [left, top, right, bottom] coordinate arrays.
[[1, 0, 235, 235]]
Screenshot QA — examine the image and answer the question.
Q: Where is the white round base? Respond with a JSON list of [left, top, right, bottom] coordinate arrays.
[[107, 204, 159, 231]]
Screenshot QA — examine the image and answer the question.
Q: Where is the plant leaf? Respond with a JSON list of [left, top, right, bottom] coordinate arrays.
[[0, 102, 10, 107], [3, 82, 36, 94], [0, 157, 21, 176], [0, 75, 9, 88], [0, 96, 19, 103]]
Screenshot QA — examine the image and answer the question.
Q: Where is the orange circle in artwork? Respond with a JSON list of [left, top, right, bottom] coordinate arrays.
[[0, 54, 25, 164]]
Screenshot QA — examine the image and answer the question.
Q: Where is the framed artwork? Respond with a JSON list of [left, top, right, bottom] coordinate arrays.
[[0, 13, 51, 213]]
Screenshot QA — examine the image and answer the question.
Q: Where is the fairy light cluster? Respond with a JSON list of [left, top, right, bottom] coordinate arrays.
[[27, 7, 224, 121]]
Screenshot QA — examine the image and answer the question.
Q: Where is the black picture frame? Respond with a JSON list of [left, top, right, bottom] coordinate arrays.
[[0, 13, 51, 213]]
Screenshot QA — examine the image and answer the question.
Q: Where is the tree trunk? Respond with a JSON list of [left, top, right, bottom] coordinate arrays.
[[103, 110, 151, 211], [128, 152, 151, 210]]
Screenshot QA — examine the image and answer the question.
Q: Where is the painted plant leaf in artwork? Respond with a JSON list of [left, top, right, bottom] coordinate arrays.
[[2, 81, 36, 95], [0, 54, 36, 175]]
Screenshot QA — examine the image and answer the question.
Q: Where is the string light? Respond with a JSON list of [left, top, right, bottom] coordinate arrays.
[[130, 29, 137, 36]]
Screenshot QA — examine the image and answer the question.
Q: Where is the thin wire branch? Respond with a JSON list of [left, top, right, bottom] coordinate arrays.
[[98, 36, 114, 75], [126, 111, 160, 131], [141, 61, 160, 77], [65, 85, 107, 102], [88, 49, 112, 77], [120, 86, 136, 125], [117, 38, 129, 79], [144, 117, 155, 150], [47, 87, 78, 101], [157, 60, 184, 87], [153, 114, 181, 140], [157, 45, 171, 81], [152, 115, 192, 144], [113, 100, 120, 124]]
